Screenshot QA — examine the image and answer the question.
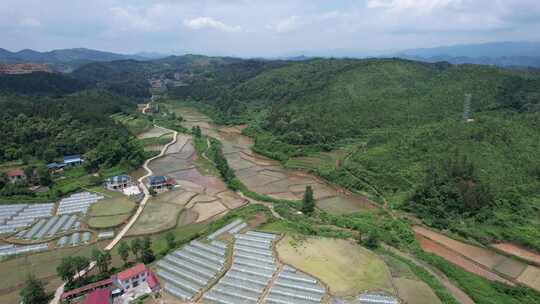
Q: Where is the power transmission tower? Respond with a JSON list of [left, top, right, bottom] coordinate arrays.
[[463, 93, 473, 122]]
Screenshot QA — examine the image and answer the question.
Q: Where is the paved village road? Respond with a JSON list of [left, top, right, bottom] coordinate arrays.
[[49, 126, 178, 304]]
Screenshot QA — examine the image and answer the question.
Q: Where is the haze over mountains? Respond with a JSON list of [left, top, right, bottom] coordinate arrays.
[[284, 41, 540, 67], [1, 41, 540, 71]]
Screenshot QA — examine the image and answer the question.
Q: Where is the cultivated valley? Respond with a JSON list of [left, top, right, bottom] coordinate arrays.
[[1, 4, 540, 304]]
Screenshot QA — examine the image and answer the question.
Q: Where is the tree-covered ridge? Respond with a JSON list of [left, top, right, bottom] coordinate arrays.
[[0, 78, 145, 168], [167, 57, 540, 250], [0, 72, 89, 95]]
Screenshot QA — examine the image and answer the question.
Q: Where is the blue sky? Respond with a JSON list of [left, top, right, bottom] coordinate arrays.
[[1, 0, 539, 56]]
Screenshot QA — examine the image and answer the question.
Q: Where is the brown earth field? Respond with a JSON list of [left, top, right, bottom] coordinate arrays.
[[414, 226, 535, 285], [517, 266, 540, 292], [492, 243, 540, 266], [417, 234, 513, 284]]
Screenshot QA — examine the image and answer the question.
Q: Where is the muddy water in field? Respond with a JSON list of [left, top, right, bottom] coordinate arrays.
[[175, 107, 376, 214]]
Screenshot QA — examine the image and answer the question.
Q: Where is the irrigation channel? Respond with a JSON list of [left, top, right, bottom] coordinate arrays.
[[49, 126, 179, 304]]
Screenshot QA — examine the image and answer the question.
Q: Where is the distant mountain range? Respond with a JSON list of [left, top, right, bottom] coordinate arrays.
[[285, 41, 540, 68], [0, 48, 170, 72], [2, 42, 540, 72]]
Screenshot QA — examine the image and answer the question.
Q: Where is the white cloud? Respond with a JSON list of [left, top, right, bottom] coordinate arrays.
[[19, 17, 41, 27], [268, 16, 301, 33], [367, 0, 460, 13], [184, 17, 241, 32]]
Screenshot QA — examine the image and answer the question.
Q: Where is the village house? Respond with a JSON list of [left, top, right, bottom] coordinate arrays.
[[7, 169, 26, 183], [61, 264, 160, 303], [148, 175, 174, 191], [105, 175, 133, 191]]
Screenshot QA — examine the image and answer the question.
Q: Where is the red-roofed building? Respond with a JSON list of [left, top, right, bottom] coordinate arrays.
[[60, 264, 160, 302], [113, 263, 151, 290], [85, 288, 111, 304], [7, 169, 26, 183], [61, 278, 113, 301], [147, 270, 161, 292]]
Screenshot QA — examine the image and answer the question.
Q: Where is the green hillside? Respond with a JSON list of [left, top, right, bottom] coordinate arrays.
[[169, 58, 540, 250]]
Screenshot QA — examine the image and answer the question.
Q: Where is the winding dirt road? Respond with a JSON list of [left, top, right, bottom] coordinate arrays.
[[49, 126, 178, 304]]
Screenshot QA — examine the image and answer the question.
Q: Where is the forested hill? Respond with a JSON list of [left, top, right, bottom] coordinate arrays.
[[0, 72, 146, 172], [167, 57, 540, 250]]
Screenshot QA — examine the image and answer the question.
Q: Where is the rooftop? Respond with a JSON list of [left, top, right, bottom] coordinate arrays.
[[107, 175, 130, 183], [147, 270, 160, 290], [61, 278, 112, 300], [7, 169, 25, 177], [149, 175, 167, 185], [85, 288, 111, 304], [64, 154, 82, 162], [117, 263, 148, 281]]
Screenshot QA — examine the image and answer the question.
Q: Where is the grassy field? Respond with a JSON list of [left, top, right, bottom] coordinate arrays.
[[87, 213, 131, 229], [127, 200, 184, 236], [86, 192, 137, 229], [111, 113, 152, 135], [88, 196, 136, 217], [276, 235, 395, 297]]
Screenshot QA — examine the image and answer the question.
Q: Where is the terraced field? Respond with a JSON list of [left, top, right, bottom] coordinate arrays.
[[128, 133, 247, 236], [415, 226, 540, 292], [175, 107, 376, 215]]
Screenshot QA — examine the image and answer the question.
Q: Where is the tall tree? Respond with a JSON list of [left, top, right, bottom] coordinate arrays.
[[92, 249, 111, 274], [118, 241, 130, 265], [141, 236, 155, 264], [302, 185, 315, 215], [36, 166, 52, 187], [71, 256, 90, 280], [56, 257, 75, 284], [20, 275, 49, 304], [131, 238, 142, 260]]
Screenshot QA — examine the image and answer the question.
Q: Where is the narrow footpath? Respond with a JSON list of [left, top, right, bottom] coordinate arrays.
[[49, 126, 178, 304]]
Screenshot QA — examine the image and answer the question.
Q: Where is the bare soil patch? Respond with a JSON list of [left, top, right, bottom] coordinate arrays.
[[217, 191, 248, 209], [177, 209, 199, 227], [417, 234, 512, 284], [414, 226, 506, 269], [517, 266, 540, 292], [192, 201, 227, 223], [165, 134, 190, 154], [394, 278, 442, 304], [156, 190, 198, 206], [492, 243, 540, 266]]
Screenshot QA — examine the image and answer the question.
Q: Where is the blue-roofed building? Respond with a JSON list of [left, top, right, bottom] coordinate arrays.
[[47, 162, 66, 171], [148, 175, 174, 191], [63, 155, 84, 167]]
